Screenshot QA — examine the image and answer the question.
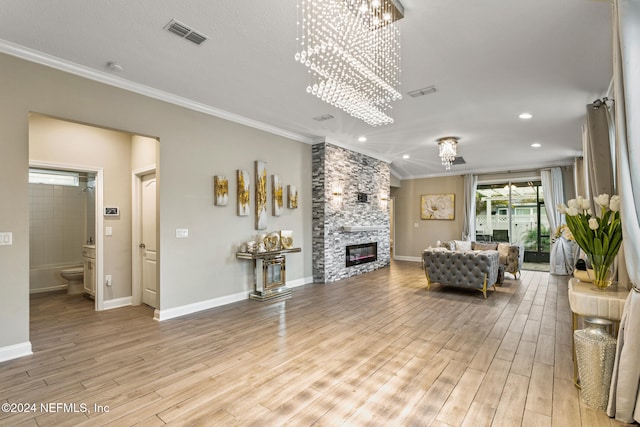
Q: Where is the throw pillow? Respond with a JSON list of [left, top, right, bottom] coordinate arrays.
[[473, 242, 498, 251], [439, 240, 454, 250], [453, 240, 472, 252]]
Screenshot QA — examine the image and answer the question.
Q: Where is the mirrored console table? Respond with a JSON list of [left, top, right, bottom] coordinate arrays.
[[236, 248, 301, 301]]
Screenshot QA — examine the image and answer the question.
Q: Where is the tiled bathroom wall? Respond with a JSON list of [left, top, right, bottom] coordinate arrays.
[[29, 182, 88, 267]]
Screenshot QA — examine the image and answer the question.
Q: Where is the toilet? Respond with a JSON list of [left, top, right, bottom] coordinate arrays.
[[60, 266, 84, 294]]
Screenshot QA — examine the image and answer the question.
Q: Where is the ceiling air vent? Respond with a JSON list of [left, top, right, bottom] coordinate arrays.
[[313, 113, 334, 122], [164, 19, 208, 45], [452, 156, 466, 165], [407, 85, 437, 98]]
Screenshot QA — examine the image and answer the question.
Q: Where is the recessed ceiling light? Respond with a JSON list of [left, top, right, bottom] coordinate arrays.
[[358, 136, 367, 143], [402, 154, 410, 160], [519, 113, 533, 119], [531, 143, 542, 148]]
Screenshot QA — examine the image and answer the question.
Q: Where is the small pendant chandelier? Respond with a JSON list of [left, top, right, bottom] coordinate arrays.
[[437, 137, 458, 170]]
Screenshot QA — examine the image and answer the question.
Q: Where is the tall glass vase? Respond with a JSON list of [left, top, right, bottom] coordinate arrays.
[[587, 254, 615, 290], [574, 317, 617, 410]]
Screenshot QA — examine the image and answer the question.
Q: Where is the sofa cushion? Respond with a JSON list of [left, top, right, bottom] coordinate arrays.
[[497, 242, 510, 264], [453, 240, 472, 252], [473, 241, 498, 251]]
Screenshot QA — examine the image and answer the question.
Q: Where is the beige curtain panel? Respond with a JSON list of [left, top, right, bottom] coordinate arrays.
[[606, 0, 640, 423]]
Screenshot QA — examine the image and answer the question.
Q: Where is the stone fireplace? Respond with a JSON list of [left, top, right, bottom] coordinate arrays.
[[312, 142, 390, 283]]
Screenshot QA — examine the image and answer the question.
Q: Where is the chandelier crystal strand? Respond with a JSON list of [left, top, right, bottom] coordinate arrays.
[[437, 137, 458, 170], [296, 0, 403, 126]]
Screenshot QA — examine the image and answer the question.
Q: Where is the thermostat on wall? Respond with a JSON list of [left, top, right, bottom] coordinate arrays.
[[104, 207, 120, 217]]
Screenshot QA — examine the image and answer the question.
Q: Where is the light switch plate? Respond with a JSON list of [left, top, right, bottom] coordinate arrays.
[[176, 228, 189, 238], [0, 232, 12, 245], [105, 226, 113, 236]]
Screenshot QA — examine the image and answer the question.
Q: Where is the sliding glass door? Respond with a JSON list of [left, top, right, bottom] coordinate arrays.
[[475, 181, 550, 263]]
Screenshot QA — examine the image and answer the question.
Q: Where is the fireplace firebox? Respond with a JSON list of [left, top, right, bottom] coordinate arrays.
[[346, 242, 378, 267]]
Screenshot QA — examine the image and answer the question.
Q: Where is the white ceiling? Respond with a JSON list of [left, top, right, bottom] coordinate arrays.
[[0, 0, 613, 179]]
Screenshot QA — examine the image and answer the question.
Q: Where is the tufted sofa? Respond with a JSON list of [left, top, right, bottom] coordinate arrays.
[[444, 240, 524, 279], [422, 248, 500, 298]]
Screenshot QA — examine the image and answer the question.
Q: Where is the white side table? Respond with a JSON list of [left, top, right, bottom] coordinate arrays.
[[567, 278, 629, 386]]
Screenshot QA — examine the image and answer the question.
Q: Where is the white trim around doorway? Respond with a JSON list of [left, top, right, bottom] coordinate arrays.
[[29, 160, 105, 311]]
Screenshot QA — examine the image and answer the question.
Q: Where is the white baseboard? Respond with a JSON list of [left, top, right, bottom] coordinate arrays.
[[153, 277, 315, 322], [154, 291, 248, 321], [29, 285, 67, 294], [0, 341, 33, 363], [288, 276, 314, 288], [103, 296, 132, 310], [394, 255, 422, 262]]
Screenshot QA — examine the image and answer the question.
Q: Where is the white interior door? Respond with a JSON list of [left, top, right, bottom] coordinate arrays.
[[141, 173, 157, 308]]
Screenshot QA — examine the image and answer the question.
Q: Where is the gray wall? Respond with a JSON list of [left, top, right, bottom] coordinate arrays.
[[391, 175, 465, 260], [0, 52, 312, 354]]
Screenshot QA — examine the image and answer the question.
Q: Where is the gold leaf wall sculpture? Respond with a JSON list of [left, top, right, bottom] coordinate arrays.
[[288, 185, 298, 209], [255, 161, 268, 229], [272, 175, 283, 216], [237, 170, 250, 216], [213, 176, 229, 206]]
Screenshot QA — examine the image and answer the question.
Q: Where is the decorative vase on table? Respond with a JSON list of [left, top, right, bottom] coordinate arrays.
[[574, 317, 617, 410], [587, 253, 616, 290], [557, 194, 622, 290]]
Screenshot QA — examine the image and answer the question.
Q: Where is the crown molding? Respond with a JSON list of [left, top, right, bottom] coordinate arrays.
[[398, 159, 575, 180], [0, 39, 314, 144]]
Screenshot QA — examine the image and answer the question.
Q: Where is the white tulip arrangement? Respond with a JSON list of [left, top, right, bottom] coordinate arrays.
[[557, 194, 622, 288]]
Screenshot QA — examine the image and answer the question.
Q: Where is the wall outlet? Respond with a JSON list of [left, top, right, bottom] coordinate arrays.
[[105, 275, 112, 286], [414, 223, 419, 228], [0, 232, 12, 246]]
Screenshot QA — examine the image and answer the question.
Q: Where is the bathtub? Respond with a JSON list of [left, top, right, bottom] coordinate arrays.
[[30, 263, 83, 293]]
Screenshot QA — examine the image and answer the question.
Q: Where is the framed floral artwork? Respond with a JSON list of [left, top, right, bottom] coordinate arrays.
[[421, 194, 455, 220]]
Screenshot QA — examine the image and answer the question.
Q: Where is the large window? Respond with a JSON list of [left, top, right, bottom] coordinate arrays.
[[475, 181, 550, 262]]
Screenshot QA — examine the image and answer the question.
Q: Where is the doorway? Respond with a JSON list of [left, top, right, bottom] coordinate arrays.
[[389, 197, 395, 259], [132, 167, 158, 311], [29, 114, 159, 315], [475, 181, 550, 265], [28, 162, 104, 310]]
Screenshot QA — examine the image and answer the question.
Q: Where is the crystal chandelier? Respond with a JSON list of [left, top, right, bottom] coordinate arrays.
[[296, 0, 403, 126], [437, 137, 458, 170]]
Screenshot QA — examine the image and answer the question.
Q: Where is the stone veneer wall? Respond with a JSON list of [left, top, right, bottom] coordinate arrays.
[[312, 143, 391, 283]]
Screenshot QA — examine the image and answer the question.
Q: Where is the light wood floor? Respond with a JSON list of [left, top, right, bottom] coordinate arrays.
[[0, 261, 632, 426]]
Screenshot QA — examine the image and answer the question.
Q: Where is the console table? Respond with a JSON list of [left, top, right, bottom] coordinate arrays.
[[567, 277, 629, 386], [237, 248, 301, 301]]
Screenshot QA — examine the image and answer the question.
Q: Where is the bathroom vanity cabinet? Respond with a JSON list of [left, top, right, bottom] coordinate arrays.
[[82, 245, 96, 297]]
